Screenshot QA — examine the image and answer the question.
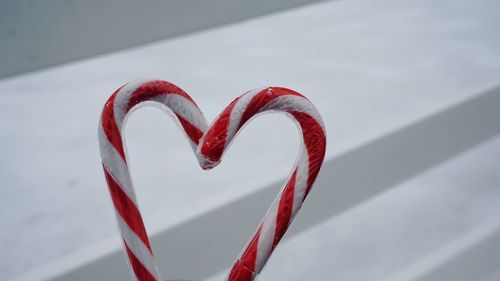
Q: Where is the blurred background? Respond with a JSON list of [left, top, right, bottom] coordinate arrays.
[[1, 0, 500, 280]]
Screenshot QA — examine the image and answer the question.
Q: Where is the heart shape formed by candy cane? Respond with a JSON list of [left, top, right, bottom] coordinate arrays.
[[98, 80, 326, 281]]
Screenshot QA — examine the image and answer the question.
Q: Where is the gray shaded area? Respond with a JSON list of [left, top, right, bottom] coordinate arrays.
[[483, 267, 500, 281], [0, 0, 326, 78], [387, 221, 500, 281], [38, 85, 500, 280]]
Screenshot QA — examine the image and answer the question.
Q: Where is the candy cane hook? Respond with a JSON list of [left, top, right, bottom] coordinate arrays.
[[99, 80, 208, 281], [198, 87, 326, 281]]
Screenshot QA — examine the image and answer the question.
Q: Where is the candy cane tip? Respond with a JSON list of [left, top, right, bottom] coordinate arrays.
[[197, 154, 220, 170]]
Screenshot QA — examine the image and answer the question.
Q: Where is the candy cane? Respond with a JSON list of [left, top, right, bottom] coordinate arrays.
[[199, 87, 326, 281], [98, 80, 208, 281], [99, 81, 326, 281]]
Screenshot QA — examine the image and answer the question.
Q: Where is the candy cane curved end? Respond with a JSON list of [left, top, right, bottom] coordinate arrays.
[[197, 87, 326, 169], [98, 79, 208, 281]]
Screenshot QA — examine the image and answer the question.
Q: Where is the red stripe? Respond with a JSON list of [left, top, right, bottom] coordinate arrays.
[[227, 259, 256, 281], [102, 87, 127, 160], [126, 80, 196, 111], [176, 114, 204, 145], [124, 240, 157, 281], [103, 166, 152, 252], [236, 226, 261, 274], [289, 111, 326, 197], [199, 97, 240, 163], [273, 169, 297, 249], [238, 88, 303, 130]]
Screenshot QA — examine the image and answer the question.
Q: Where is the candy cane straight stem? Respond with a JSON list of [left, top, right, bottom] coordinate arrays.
[[98, 80, 208, 281], [199, 87, 326, 281]]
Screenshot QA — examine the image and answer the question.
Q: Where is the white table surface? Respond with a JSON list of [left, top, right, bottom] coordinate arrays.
[[2, 0, 500, 279]]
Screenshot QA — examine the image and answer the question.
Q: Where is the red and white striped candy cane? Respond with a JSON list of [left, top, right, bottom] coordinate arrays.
[[99, 81, 326, 281], [199, 87, 326, 281], [98, 80, 208, 281]]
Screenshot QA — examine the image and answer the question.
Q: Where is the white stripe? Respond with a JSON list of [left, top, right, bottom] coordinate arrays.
[[113, 80, 149, 132], [153, 93, 208, 153], [292, 149, 310, 215], [117, 215, 161, 280], [261, 94, 326, 132], [255, 197, 280, 272], [152, 93, 208, 134], [98, 120, 137, 202], [225, 88, 265, 147]]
